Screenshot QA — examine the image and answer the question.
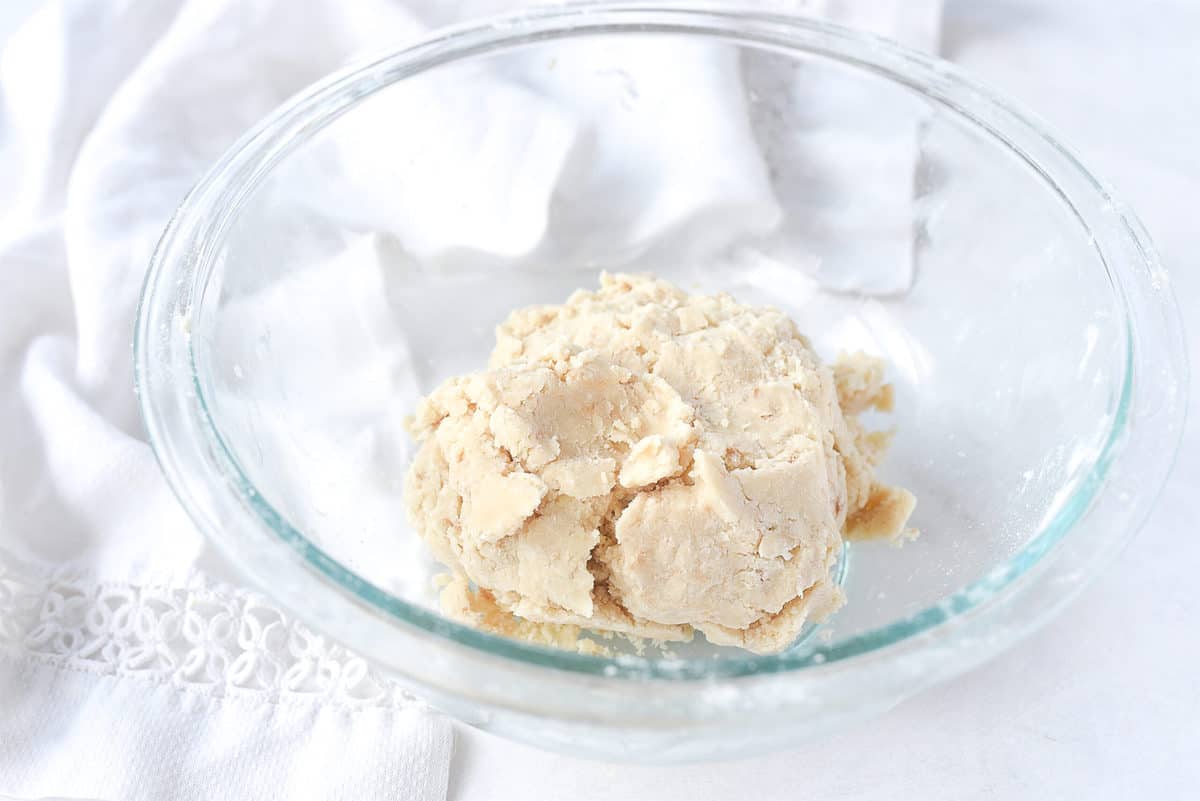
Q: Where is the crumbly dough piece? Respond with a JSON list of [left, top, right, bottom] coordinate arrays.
[[438, 574, 613, 656], [404, 274, 915, 654]]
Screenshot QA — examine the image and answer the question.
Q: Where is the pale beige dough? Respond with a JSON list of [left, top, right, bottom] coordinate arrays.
[[404, 274, 915, 654]]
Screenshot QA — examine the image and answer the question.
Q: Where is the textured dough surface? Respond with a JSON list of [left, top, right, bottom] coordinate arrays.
[[404, 274, 915, 654]]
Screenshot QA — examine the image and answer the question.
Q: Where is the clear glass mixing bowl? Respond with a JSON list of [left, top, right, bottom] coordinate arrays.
[[135, 5, 1186, 761]]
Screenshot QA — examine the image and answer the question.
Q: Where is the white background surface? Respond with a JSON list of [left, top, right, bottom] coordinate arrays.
[[2, 1, 1197, 799]]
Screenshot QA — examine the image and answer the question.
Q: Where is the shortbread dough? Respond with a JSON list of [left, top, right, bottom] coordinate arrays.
[[404, 274, 915, 654]]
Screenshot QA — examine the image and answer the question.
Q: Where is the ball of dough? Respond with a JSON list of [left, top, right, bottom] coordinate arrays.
[[404, 274, 914, 654]]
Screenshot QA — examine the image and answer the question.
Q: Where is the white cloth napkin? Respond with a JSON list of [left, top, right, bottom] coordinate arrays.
[[0, 1, 940, 799]]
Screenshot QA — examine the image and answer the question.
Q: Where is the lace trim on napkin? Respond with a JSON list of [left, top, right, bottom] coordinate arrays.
[[0, 553, 416, 707]]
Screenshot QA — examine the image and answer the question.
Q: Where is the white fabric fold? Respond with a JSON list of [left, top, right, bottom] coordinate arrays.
[[0, 554, 453, 801]]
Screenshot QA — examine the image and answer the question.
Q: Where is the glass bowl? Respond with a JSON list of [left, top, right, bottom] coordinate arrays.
[[135, 5, 1186, 761]]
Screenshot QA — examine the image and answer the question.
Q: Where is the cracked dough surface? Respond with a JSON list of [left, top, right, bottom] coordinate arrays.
[[404, 274, 915, 654]]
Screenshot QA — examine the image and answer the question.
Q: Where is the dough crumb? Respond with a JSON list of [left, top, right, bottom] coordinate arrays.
[[405, 274, 916, 655], [844, 485, 919, 544], [440, 574, 614, 657]]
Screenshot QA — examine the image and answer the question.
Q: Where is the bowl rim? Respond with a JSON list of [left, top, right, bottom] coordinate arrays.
[[135, 2, 1187, 696]]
